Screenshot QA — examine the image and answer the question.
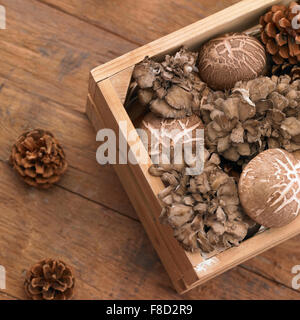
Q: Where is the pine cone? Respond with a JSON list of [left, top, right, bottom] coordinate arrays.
[[10, 129, 68, 188], [24, 259, 75, 300], [260, 2, 300, 65]]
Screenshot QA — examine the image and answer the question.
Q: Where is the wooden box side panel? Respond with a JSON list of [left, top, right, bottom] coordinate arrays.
[[91, 0, 286, 83], [87, 83, 200, 292], [187, 216, 300, 287]]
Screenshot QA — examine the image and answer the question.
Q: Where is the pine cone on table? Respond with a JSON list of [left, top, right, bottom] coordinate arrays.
[[24, 259, 75, 300], [10, 129, 68, 189], [260, 2, 300, 66]]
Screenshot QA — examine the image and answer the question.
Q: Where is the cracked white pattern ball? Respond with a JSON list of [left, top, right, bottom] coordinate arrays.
[[239, 148, 300, 228], [198, 33, 267, 90], [139, 113, 203, 163]]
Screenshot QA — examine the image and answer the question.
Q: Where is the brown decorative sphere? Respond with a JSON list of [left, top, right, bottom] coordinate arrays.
[[198, 33, 267, 90], [139, 113, 203, 164], [239, 148, 300, 228]]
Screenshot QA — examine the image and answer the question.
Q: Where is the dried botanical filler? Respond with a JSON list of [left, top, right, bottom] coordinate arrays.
[[87, 0, 300, 293]]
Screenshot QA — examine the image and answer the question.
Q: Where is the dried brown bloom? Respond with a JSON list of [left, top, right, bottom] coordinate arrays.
[[150, 151, 256, 254], [201, 75, 300, 167], [132, 48, 208, 119], [260, 2, 300, 66], [24, 259, 75, 300], [10, 129, 68, 188]]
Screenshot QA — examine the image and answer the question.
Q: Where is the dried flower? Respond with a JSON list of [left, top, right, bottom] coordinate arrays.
[[150, 151, 256, 254], [201, 75, 300, 167], [132, 48, 208, 119]]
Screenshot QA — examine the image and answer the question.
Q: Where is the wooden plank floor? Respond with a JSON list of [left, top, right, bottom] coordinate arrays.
[[0, 0, 300, 300]]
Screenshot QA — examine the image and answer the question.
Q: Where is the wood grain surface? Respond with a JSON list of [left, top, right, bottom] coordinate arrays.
[[0, 0, 299, 300]]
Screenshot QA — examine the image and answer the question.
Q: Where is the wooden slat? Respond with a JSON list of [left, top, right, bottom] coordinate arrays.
[[189, 216, 300, 285], [182, 265, 300, 300], [0, 0, 136, 113], [0, 0, 137, 217], [110, 66, 134, 104], [242, 234, 300, 290], [38, 0, 241, 45], [0, 292, 17, 300]]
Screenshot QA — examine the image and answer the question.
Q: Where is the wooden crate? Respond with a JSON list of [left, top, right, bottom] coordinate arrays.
[[86, 0, 300, 294]]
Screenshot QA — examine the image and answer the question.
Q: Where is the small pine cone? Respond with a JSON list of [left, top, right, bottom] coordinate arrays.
[[260, 2, 300, 66], [10, 129, 68, 188], [24, 259, 75, 300]]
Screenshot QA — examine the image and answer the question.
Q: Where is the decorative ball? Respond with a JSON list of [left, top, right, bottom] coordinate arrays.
[[198, 33, 267, 90], [239, 148, 300, 228], [139, 113, 203, 164]]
